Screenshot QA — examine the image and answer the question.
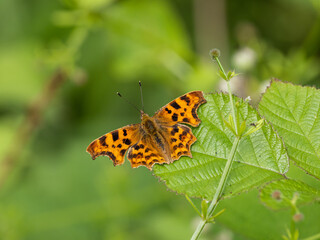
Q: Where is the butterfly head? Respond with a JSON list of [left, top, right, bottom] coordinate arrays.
[[140, 111, 158, 135], [140, 110, 150, 121]]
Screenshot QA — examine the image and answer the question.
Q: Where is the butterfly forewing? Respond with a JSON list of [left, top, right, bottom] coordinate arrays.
[[154, 91, 207, 127], [87, 124, 140, 166]]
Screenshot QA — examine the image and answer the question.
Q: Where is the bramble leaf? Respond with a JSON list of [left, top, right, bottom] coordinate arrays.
[[259, 81, 320, 179]]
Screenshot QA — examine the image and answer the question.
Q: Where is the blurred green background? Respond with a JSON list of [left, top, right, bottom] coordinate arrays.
[[0, 0, 320, 239]]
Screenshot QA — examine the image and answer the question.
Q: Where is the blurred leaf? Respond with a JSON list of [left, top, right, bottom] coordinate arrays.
[[154, 93, 289, 199], [259, 81, 320, 179], [0, 43, 44, 103], [217, 190, 320, 240], [102, 0, 193, 84], [105, 0, 190, 55], [76, 0, 112, 9], [260, 179, 320, 210]]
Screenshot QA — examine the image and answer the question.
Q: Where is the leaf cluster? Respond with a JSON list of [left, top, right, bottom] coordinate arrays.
[[154, 80, 320, 238]]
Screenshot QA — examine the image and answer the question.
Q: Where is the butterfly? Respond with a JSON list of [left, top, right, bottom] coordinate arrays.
[[86, 91, 207, 170]]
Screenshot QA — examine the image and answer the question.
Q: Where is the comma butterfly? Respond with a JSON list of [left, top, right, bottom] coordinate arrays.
[[86, 90, 206, 170]]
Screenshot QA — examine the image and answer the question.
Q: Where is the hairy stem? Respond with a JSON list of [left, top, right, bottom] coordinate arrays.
[[227, 80, 238, 134], [191, 136, 241, 240], [214, 56, 238, 134]]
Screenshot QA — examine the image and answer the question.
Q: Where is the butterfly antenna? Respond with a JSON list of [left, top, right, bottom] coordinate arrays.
[[117, 92, 141, 113], [139, 81, 144, 112]]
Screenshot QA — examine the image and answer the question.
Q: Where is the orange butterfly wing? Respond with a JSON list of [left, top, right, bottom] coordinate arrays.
[[154, 91, 206, 127], [152, 91, 206, 164], [127, 135, 168, 169], [86, 124, 140, 166], [165, 124, 197, 160]]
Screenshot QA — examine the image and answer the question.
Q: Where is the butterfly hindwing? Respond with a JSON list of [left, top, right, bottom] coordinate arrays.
[[166, 124, 196, 160], [154, 91, 207, 127], [127, 136, 168, 169], [86, 124, 140, 166]]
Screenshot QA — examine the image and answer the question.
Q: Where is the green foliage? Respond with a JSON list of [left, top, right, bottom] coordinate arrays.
[[1, 0, 320, 239], [260, 179, 320, 210], [259, 81, 320, 179], [154, 93, 289, 199]]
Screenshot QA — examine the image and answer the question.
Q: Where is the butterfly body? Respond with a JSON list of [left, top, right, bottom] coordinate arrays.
[[139, 111, 172, 163], [87, 91, 206, 169], [141, 112, 158, 136]]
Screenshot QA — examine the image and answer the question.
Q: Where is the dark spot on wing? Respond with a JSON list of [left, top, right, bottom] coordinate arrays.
[[180, 112, 185, 116], [123, 129, 127, 136], [172, 113, 178, 121], [134, 144, 140, 150], [171, 138, 177, 142], [117, 144, 122, 148], [180, 95, 191, 105], [171, 126, 179, 135], [106, 151, 116, 161], [120, 149, 126, 156], [145, 148, 150, 153], [123, 138, 131, 145], [99, 136, 107, 146], [151, 159, 158, 163], [183, 117, 189, 122], [179, 131, 188, 141], [170, 101, 181, 109], [192, 106, 198, 119], [112, 131, 119, 141], [165, 108, 172, 114]]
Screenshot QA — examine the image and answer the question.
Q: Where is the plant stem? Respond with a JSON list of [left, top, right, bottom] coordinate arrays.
[[227, 81, 238, 134], [191, 51, 241, 240], [191, 219, 207, 240], [191, 136, 241, 240], [207, 136, 240, 216], [0, 70, 67, 189], [214, 56, 238, 134]]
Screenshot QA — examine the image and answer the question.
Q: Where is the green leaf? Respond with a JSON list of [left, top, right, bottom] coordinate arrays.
[[153, 93, 289, 199], [260, 179, 320, 210], [218, 70, 227, 80], [217, 190, 320, 240], [259, 81, 320, 179]]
